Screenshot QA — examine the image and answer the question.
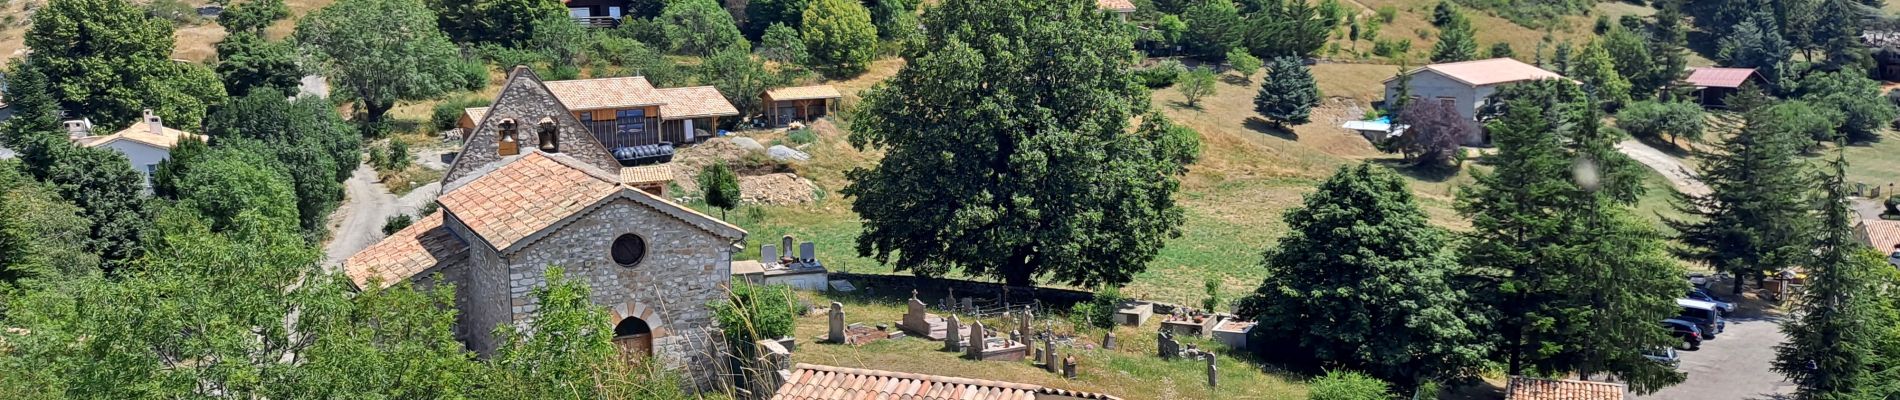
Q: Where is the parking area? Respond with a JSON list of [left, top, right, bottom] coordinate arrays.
[[1636, 292, 1797, 400]]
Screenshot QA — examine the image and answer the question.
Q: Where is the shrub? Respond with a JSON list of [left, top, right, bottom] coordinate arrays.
[[1615, 100, 1705, 144], [786, 128, 818, 145], [448, 58, 491, 91], [1136, 60, 1186, 88], [1375, 5, 1397, 23], [431, 97, 493, 132], [1201, 277, 1223, 312], [382, 214, 415, 235], [1372, 39, 1411, 58], [1307, 370, 1392, 400], [1084, 286, 1129, 329], [712, 280, 799, 352]]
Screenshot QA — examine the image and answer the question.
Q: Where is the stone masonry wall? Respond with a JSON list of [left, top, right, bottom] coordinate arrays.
[[502, 197, 737, 390], [447, 69, 619, 184], [443, 211, 511, 356]]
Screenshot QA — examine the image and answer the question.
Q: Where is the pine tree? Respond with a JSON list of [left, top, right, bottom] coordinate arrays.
[[1237, 162, 1488, 388], [1459, 84, 1687, 393], [1254, 56, 1318, 127], [1569, 42, 1633, 109], [1773, 153, 1886, 399], [1429, 14, 1477, 63], [1669, 93, 1813, 295]]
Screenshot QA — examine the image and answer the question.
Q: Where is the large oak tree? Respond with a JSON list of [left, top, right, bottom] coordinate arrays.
[[844, 0, 1200, 287]]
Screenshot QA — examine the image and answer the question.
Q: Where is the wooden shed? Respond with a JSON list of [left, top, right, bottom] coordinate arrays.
[[761, 85, 843, 128]]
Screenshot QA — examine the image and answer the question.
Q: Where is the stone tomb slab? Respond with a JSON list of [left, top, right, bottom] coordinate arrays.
[[1212, 319, 1256, 350], [972, 337, 1029, 362], [1162, 315, 1218, 338], [1116, 301, 1154, 326]]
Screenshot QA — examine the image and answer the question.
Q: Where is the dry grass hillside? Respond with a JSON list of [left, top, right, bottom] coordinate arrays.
[[0, 0, 331, 64]]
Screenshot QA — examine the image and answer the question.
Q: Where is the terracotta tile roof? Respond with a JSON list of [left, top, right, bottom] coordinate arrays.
[[543, 76, 663, 111], [1389, 58, 1565, 87], [620, 164, 674, 184], [437, 152, 622, 251], [342, 212, 469, 289], [464, 107, 490, 124], [1683, 67, 1759, 89], [74, 122, 200, 149], [1858, 219, 1900, 253], [1097, 0, 1136, 12], [765, 85, 844, 102], [772, 363, 1122, 400], [1506, 377, 1626, 400], [655, 86, 740, 119]]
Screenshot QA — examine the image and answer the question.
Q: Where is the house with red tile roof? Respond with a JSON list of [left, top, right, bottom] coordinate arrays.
[[1382, 58, 1566, 145], [65, 109, 203, 189], [1680, 67, 1762, 108], [771, 363, 1123, 400], [458, 76, 738, 149], [1097, 0, 1136, 21], [1855, 218, 1900, 268], [1505, 376, 1626, 400], [346, 66, 746, 391]]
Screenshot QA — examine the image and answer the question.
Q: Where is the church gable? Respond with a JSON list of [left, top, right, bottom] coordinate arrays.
[[445, 67, 620, 183]]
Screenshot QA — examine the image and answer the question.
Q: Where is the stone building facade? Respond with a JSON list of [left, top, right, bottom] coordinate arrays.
[[344, 67, 747, 390]]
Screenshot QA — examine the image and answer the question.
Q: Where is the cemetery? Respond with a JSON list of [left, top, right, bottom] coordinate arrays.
[[761, 279, 1295, 399]]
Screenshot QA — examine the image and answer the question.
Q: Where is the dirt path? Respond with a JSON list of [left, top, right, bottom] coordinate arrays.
[[322, 162, 438, 268], [1618, 139, 1710, 197]]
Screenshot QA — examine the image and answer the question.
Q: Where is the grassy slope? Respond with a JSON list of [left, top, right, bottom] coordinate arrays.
[[0, 0, 331, 65], [787, 290, 1309, 400]]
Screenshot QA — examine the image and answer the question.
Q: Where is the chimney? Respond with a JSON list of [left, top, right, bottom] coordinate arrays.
[[144, 109, 163, 135], [63, 118, 93, 139]]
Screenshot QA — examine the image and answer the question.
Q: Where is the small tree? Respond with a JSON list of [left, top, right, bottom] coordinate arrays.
[[1226, 49, 1263, 82], [1615, 100, 1706, 145], [1178, 67, 1217, 107], [1489, 42, 1514, 58], [1201, 276, 1222, 312], [1255, 56, 1319, 127], [759, 22, 810, 66], [659, 0, 746, 56], [800, 0, 878, 77], [1429, 14, 1478, 63], [699, 161, 741, 219], [297, 0, 461, 134], [1394, 99, 1469, 167]]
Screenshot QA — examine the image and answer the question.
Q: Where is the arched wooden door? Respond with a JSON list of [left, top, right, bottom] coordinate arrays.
[[613, 317, 653, 359]]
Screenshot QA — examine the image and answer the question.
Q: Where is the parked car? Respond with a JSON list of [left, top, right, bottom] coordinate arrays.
[[1686, 288, 1736, 316], [1645, 347, 1681, 366], [1663, 319, 1704, 350], [1678, 298, 1726, 337]]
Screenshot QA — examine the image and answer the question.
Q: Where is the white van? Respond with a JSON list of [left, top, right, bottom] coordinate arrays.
[[1677, 298, 1726, 338]]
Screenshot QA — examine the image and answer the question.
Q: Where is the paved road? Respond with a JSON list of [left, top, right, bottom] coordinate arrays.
[[1634, 314, 1796, 400], [321, 162, 439, 268], [1618, 139, 1710, 197]]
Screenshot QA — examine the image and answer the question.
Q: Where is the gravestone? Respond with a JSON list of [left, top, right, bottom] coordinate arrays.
[[780, 235, 795, 256], [966, 321, 987, 360], [944, 315, 963, 352], [827, 302, 845, 343], [1103, 331, 1117, 350], [799, 242, 816, 262], [1063, 355, 1078, 379], [1019, 308, 1033, 336], [960, 297, 974, 312], [1042, 335, 1058, 372], [1157, 330, 1180, 360], [1205, 353, 1218, 387], [762, 245, 778, 265]]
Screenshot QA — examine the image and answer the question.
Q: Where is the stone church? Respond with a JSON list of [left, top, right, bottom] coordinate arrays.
[[343, 67, 746, 389]]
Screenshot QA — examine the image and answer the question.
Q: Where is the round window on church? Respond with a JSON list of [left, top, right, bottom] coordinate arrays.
[[611, 234, 647, 267]]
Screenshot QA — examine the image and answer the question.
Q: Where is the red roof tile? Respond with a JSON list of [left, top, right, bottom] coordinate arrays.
[[1684, 67, 1759, 89], [342, 213, 468, 289], [437, 152, 621, 252], [1506, 377, 1626, 400], [1858, 219, 1900, 253], [1389, 58, 1565, 87], [772, 364, 1121, 400]]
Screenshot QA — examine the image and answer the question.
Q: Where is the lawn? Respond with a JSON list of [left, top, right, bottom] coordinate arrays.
[[785, 291, 1311, 400]]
